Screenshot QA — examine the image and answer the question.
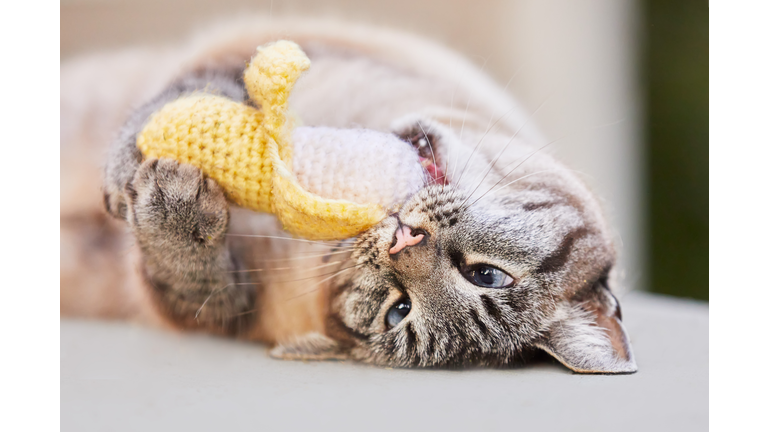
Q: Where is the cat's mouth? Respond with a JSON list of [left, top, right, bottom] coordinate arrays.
[[403, 133, 447, 185], [419, 154, 446, 185]]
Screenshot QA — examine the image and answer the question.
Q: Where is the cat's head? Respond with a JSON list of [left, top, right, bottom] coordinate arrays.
[[272, 119, 637, 373]]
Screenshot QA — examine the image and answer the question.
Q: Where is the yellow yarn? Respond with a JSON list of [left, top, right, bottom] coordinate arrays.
[[137, 40, 386, 240]]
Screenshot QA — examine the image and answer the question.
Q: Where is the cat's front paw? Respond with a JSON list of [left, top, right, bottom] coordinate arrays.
[[126, 158, 229, 247]]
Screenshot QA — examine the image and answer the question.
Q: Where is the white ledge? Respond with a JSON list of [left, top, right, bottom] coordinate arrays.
[[61, 292, 708, 431]]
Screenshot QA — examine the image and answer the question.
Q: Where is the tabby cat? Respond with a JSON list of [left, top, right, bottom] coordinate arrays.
[[60, 18, 636, 373]]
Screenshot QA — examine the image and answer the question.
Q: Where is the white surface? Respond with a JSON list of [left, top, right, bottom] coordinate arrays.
[[61, 292, 707, 431]]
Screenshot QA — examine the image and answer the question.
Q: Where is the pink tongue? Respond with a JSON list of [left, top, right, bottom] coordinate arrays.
[[389, 226, 425, 255], [419, 157, 447, 185]]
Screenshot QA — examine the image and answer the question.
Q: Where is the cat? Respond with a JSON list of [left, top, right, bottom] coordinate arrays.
[[60, 17, 636, 373]]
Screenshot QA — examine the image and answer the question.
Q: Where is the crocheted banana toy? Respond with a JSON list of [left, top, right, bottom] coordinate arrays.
[[137, 41, 425, 240]]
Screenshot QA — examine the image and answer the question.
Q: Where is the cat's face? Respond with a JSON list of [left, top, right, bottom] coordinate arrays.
[[335, 184, 560, 367], [326, 179, 619, 367], [273, 121, 637, 373]]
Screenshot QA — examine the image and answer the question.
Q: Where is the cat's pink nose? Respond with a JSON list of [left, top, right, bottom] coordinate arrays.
[[389, 225, 425, 255]]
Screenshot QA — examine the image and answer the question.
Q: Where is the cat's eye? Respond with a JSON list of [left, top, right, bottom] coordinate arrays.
[[386, 298, 411, 329], [463, 265, 514, 288]]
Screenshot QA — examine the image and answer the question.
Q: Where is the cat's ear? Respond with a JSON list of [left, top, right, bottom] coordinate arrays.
[[269, 333, 349, 361], [535, 283, 637, 374]]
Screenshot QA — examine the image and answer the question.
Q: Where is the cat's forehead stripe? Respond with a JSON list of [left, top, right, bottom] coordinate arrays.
[[535, 227, 590, 274]]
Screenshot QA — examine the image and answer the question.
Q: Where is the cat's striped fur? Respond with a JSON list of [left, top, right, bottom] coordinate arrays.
[[60, 17, 636, 373]]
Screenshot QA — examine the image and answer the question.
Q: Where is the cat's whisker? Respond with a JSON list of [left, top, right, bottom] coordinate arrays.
[[446, 68, 468, 181], [467, 170, 559, 209], [453, 106, 516, 189], [451, 61, 526, 187], [463, 138, 563, 210], [284, 264, 362, 302], [290, 245, 356, 254], [462, 117, 627, 210], [261, 261, 361, 285], [454, 61, 580, 195], [228, 260, 345, 274], [226, 264, 363, 318], [225, 233, 345, 247], [255, 249, 355, 263], [458, 55, 491, 146], [195, 281, 262, 319], [499, 61, 527, 96], [295, 245, 356, 252], [454, 88, 547, 188], [196, 282, 233, 319], [218, 263, 359, 319], [448, 80, 456, 132], [207, 255, 361, 316], [459, 94, 553, 210], [227, 308, 257, 318], [416, 120, 442, 190]]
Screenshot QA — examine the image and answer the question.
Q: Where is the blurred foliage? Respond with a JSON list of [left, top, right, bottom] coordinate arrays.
[[643, 0, 708, 300]]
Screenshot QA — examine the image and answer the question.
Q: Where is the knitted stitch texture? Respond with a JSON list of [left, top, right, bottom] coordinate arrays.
[[292, 127, 425, 209], [137, 40, 422, 240]]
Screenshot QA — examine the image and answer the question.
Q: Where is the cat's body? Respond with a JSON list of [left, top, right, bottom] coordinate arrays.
[[61, 18, 636, 372]]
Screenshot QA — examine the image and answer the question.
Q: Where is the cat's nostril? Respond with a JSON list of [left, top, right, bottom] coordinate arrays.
[[389, 225, 426, 255]]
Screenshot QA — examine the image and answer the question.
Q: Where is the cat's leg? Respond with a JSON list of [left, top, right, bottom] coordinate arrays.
[[99, 67, 254, 334], [126, 157, 257, 335]]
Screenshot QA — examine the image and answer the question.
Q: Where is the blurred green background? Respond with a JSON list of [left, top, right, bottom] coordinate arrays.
[[643, 0, 708, 301]]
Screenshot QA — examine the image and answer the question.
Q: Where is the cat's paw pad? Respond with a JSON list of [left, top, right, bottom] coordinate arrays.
[[126, 158, 229, 245]]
